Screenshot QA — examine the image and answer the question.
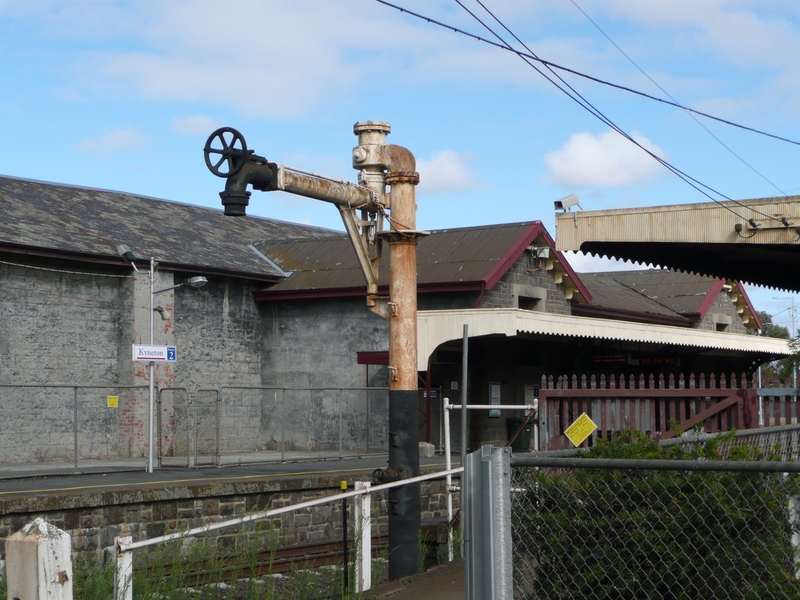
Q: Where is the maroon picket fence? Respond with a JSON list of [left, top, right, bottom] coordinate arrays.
[[538, 372, 797, 451]]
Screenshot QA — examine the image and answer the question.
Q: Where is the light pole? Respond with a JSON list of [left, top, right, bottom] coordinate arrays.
[[774, 296, 797, 388], [773, 296, 797, 339], [118, 245, 207, 473]]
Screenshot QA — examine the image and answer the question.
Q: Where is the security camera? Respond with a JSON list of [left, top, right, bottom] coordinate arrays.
[[554, 194, 581, 212]]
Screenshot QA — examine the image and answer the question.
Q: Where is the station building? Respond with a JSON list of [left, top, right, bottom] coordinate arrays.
[[0, 175, 789, 459]]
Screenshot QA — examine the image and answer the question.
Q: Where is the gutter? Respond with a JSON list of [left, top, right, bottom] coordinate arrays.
[[572, 304, 693, 328]]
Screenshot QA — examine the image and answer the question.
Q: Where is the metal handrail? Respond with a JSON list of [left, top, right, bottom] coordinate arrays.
[[117, 466, 462, 552], [114, 466, 463, 599]]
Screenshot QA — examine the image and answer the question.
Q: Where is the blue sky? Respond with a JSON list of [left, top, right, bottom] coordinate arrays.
[[2, 0, 799, 332]]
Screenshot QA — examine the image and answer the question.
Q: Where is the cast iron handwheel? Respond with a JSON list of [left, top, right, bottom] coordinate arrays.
[[204, 127, 248, 178]]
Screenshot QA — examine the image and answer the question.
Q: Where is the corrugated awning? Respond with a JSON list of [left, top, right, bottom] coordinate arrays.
[[554, 197, 800, 292], [416, 308, 790, 371]]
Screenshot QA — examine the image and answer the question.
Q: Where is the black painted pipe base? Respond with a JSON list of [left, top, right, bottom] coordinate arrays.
[[387, 389, 421, 581]]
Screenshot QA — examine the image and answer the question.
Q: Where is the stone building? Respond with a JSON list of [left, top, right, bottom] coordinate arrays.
[[0, 175, 788, 464]]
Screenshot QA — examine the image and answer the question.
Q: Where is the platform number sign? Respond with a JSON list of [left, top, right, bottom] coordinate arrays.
[[132, 345, 178, 362]]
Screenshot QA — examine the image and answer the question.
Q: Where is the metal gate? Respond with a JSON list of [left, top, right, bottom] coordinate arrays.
[[157, 388, 220, 468], [194, 388, 220, 467], [157, 388, 191, 468]]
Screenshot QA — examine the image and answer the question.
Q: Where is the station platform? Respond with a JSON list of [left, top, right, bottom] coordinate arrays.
[[0, 454, 452, 504], [370, 559, 465, 599]]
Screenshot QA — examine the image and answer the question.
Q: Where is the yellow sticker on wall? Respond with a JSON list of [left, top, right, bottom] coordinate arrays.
[[564, 412, 597, 447], [107, 396, 119, 408]]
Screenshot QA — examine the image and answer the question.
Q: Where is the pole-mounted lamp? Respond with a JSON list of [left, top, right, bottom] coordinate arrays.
[[117, 245, 208, 473]]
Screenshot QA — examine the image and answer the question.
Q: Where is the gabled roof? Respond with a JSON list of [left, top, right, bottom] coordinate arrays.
[[252, 221, 592, 303], [574, 269, 762, 330], [0, 175, 337, 280]]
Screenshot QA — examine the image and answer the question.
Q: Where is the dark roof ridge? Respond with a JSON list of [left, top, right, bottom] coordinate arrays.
[[428, 220, 537, 234], [255, 220, 542, 247], [0, 173, 342, 235]]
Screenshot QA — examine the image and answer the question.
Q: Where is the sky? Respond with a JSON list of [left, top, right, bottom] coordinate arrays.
[[1, 0, 799, 332]]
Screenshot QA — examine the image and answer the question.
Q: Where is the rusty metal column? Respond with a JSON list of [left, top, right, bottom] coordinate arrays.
[[385, 167, 421, 581], [353, 121, 422, 580]]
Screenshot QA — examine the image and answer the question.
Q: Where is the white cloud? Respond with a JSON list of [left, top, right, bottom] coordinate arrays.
[[8, 1, 800, 125], [416, 150, 483, 195], [9, 2, 601, 118], [73, 127, 149, 155], [544, 129, 667, 187], [171, 115, 220, 136]]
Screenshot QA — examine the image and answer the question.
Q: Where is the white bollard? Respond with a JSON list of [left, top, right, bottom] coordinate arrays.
[[354, 481, 372, 593], [114, 536, 133, 600], [6, 518, 73, 600]]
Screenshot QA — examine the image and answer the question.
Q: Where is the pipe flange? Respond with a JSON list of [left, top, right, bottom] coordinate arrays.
[[354, 121, 391, 135], [385, 170, 420, 185]]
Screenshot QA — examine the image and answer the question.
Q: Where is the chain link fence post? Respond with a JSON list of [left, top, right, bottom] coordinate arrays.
[[72, 386, 79, 471], [464, 445, 513, 600]]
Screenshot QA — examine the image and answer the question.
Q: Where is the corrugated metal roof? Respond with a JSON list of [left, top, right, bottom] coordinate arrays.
[[554, 197, 800, 292], [556, 196, 800, 246], [0, 175, 338, 279], [256, 222, 537, 291], [417, 309, 790, 370], [581, 270, 718, 317]]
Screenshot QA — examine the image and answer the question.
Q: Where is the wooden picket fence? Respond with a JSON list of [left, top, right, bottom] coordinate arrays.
[[538, 372, 797, 451]]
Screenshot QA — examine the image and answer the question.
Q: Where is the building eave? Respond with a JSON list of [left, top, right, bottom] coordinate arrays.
[[571, 304, 693, 328], [253, 280, 485, 302], [554, 197, 800, 292], [416, 308, 790, 371]]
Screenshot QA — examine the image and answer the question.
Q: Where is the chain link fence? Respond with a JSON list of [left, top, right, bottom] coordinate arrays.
[[157, 388, 220, 468], [0, 384, 390, 478], [509, 455, 800, 599], [0, 385, 149, 479], [216, 386, 388, 464]]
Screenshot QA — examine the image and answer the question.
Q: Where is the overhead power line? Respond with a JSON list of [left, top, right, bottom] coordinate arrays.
[[567, 0, 787, 197], [374, 0, 800, 147], [452, 0, 774, 222], [376, 0, 788, 224]]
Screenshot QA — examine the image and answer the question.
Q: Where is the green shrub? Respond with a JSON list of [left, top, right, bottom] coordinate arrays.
[[513, 429, 800, 599]]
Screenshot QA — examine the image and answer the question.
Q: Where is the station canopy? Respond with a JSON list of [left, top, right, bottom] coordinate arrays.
[[554, 196, 800, 292]]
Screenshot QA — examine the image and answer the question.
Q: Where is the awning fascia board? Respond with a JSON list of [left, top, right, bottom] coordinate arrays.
[[416, 308, 790, 371]]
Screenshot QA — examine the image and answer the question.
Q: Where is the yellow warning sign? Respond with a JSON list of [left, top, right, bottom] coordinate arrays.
[[564, 412, 597, 447], [107, 396, 119, 408]]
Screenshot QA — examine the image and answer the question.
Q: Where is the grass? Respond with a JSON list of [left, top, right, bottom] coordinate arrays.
[[0, 538, 398, 599], [0, 522, 460, 599]]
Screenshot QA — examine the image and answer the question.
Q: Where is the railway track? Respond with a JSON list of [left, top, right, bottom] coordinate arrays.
[[150, 536, 389, 586]]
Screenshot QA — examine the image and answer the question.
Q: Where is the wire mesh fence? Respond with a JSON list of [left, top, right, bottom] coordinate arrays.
[[0, 384, 389, 478], [195, 388, 220, 467], [157, 388, 220, 468], [510, 456, 800, 599], [216, 386, 389, 464], [0, 385, 149, 479], [157, 388, 192, 468]]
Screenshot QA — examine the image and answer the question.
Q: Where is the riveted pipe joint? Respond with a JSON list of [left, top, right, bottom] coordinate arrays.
[[371, 467, 401, 485]]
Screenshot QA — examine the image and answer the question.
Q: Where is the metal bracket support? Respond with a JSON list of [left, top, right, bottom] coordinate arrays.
[[339, 206, 382, 298]]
